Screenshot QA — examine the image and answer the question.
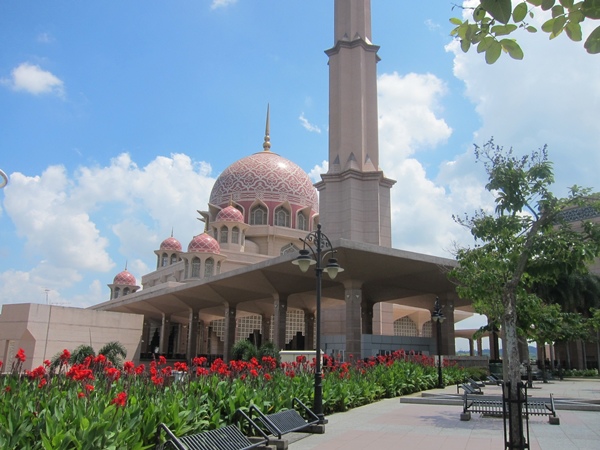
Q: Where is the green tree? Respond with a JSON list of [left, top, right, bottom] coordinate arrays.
[[450, 139, 600, 447], [450, 0, 600, 63]]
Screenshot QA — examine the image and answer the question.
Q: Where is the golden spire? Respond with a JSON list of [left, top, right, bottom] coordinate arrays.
[[263, 103, 271, 152]]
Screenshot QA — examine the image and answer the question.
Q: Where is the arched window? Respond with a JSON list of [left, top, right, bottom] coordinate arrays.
[[250, 205, 268, 225], [232, 226, 240, 244], [297, 212, 307, 231], [280, 243, 299, 256], [204, 258, 214, 277], [213, 227, 218, 242], [191, 257, 201, 278], [170, 254, 178, 265], [184, 260, 189, 278], [217, 261, 221, 274], [123, 287, 130, 296], [114, 287, 120, 299], [220, 226, 228, 244], [161, 253, 168, 267], [275, 206, 290, 227]]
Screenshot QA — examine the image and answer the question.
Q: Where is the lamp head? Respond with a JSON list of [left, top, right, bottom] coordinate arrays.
[[292, 249, 316, 273], [324, 258, 344, 279]]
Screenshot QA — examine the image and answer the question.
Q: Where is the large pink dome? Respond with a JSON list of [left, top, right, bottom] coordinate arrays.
[[113, 269, 137, 286], [188, 233, 220, 254], [209, 151, 318, 212], [216, 205, 244, 223], [160, 236, 182, 251]]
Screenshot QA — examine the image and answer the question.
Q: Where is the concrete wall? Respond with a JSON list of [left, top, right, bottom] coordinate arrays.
[[321, 334, 435, 360], [0, 303, 144, 371]]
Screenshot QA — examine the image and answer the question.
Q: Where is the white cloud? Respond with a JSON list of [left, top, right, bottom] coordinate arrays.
[[308, 161, 328, 183], [37, 33, 54, 44], [1, 62, 64, 96], [299, 113, 322, 134], [0, 153, 216, 308], [211, 0, 237, 10]]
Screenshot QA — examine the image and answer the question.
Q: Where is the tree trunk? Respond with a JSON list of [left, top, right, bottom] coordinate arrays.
[[581, 340, 587, 370], [596, 332, 600, 372], [503, 290, 524, 449], [566, 341, 572, 369]]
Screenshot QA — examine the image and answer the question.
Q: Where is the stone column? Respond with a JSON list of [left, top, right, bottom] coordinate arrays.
[[439, 295, 456, 356], [261, 314, 272, 344], [305, 311, 315, 350], [223, 305, 237, 362], [361, 300, 373, 335], [273, 294, 288, 351], [345, 283, 363, 359], [187, 308, 199, 361], [477, 337, 483, 356], [159, 314, 170, 355]]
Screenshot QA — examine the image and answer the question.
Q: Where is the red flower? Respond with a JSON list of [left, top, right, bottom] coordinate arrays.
[[4, 386, 11, 393], [135, 364, 145, 375], [43, 360, 51, 366], [94, 354, 107, 365], [85, 384, 94, 392], [264, 373, 272, 381], [192, 356, 207, 366], [0, 360, 2, 369], [15, 348, 26, 362], [158, 355, 166, 365], [174, 361, 188, 372], [78, 392, 85, 398], [60, 349, 71, 363], [196, 367, 209, 376], [105, 367, 121, 382], [38, 378, 47, 389], [111, 391, 127, 407], [250, 369, 258, 378], [151, 376, 164, 386], [123, 361, 135, 374]]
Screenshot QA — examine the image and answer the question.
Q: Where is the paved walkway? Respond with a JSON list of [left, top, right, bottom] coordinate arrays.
[[288, 378, 600, 450]]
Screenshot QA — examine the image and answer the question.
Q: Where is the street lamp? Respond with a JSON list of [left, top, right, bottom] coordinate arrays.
[[292, 224, 343, 424], [431, 296, 445, 388], [0, 169, 8, 189]]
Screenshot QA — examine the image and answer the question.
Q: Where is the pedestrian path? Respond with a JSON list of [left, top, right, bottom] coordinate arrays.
[[289, 378, 600, 450]]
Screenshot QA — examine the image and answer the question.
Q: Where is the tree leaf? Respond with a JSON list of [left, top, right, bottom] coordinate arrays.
[[541, 0, 556, 10], [582, 0, 600, 19], [482, 0, 513, 24], [501, 39, 525, 59], [513, 2, 529, 21], [542, 17, 556, 31], [486, 40, 503, 63], [560, 0, 575, 7], [552, 4, 566, 16], [584, 24, 600, 53], [526, 25, 538, 32], [527, 0, 543, 5], [450, 17, 464, 25], [474, 5, 488, 21], [492, 24, 519, 35], [461, 39, 472, 52], [565, 20, 583, 40], [551, 14, 567, 37]]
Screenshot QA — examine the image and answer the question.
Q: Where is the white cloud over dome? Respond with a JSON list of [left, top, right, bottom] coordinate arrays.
[[1, 62, 64, 96]]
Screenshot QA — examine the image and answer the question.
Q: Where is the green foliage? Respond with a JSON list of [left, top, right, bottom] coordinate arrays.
[[450, 0, 600, 63], [230, 340, 258, 361]]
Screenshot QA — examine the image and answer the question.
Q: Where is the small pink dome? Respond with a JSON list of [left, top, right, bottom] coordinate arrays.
[[216, 205, 244, 223], [113, 269, 137, 286], [188, 233, 221, 254], [160, 236, 182, 251]]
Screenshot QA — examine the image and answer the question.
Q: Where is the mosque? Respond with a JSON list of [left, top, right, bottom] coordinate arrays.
[[2, 1, 488, 372], [91, 0, 474, 363]]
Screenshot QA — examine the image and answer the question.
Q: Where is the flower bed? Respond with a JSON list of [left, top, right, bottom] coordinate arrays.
[[0, 349, 465, 449]]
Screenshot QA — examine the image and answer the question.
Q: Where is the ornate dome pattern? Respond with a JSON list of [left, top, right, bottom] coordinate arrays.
[[160, 236, 182, 251], [216, 205, 244, 223], [209, 152, 318, 211], [188, 233, 221, 254], [113, 270, 137, 286]]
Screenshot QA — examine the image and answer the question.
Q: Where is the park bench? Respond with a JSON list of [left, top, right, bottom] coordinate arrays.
[[460, 393, 559, 424], [155, 419, 272, 450], [486, 374, 502, 385], [248, 397, 321, 449], [457, 382, 483, 395]]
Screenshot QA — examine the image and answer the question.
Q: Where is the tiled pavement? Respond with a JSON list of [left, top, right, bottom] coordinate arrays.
[[288, 378, 600, 450]]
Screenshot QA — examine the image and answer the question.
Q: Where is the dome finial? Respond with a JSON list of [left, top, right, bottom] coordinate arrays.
[[229, 195, 234, 207], [124, 261, 128, 271], [170, 227, 174, 238], [263, 104, 271, 152]]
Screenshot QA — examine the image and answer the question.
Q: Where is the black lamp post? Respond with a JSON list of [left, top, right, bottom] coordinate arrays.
[[292, 224, 343, 424], [431, 296, 445, 388]]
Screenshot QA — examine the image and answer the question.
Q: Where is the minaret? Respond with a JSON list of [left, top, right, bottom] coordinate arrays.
[[315, 0, 395, 247]]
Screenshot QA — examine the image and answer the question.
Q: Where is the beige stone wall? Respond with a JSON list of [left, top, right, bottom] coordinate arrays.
[[0, 303, 143, 371]]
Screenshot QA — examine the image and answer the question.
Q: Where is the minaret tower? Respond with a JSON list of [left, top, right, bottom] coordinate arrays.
[[315, 0, 395, 247]]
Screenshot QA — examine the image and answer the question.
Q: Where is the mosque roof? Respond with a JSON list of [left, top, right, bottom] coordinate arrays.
[[215, 205, 244, 223], [113, 269, 137, 286], [160, 236, 182, 252], [188, 232, 221, 254]]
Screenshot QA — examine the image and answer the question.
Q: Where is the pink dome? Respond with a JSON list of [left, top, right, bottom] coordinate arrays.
[[188, 233, 221, 254], [160, 236, 182, 251], [209, 151, 318, 212], [113, 269, 137, 286], [216, 205, 244, 223]]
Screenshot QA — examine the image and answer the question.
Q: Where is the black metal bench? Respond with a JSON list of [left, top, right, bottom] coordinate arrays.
[[460, 393, 559, 424], [457, 382, 483, 395], [155, 421, 271, 450], [248, 397, 320, 442]]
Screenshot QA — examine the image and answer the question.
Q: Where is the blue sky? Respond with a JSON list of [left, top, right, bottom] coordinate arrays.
[[1, 1, 599, 348]]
